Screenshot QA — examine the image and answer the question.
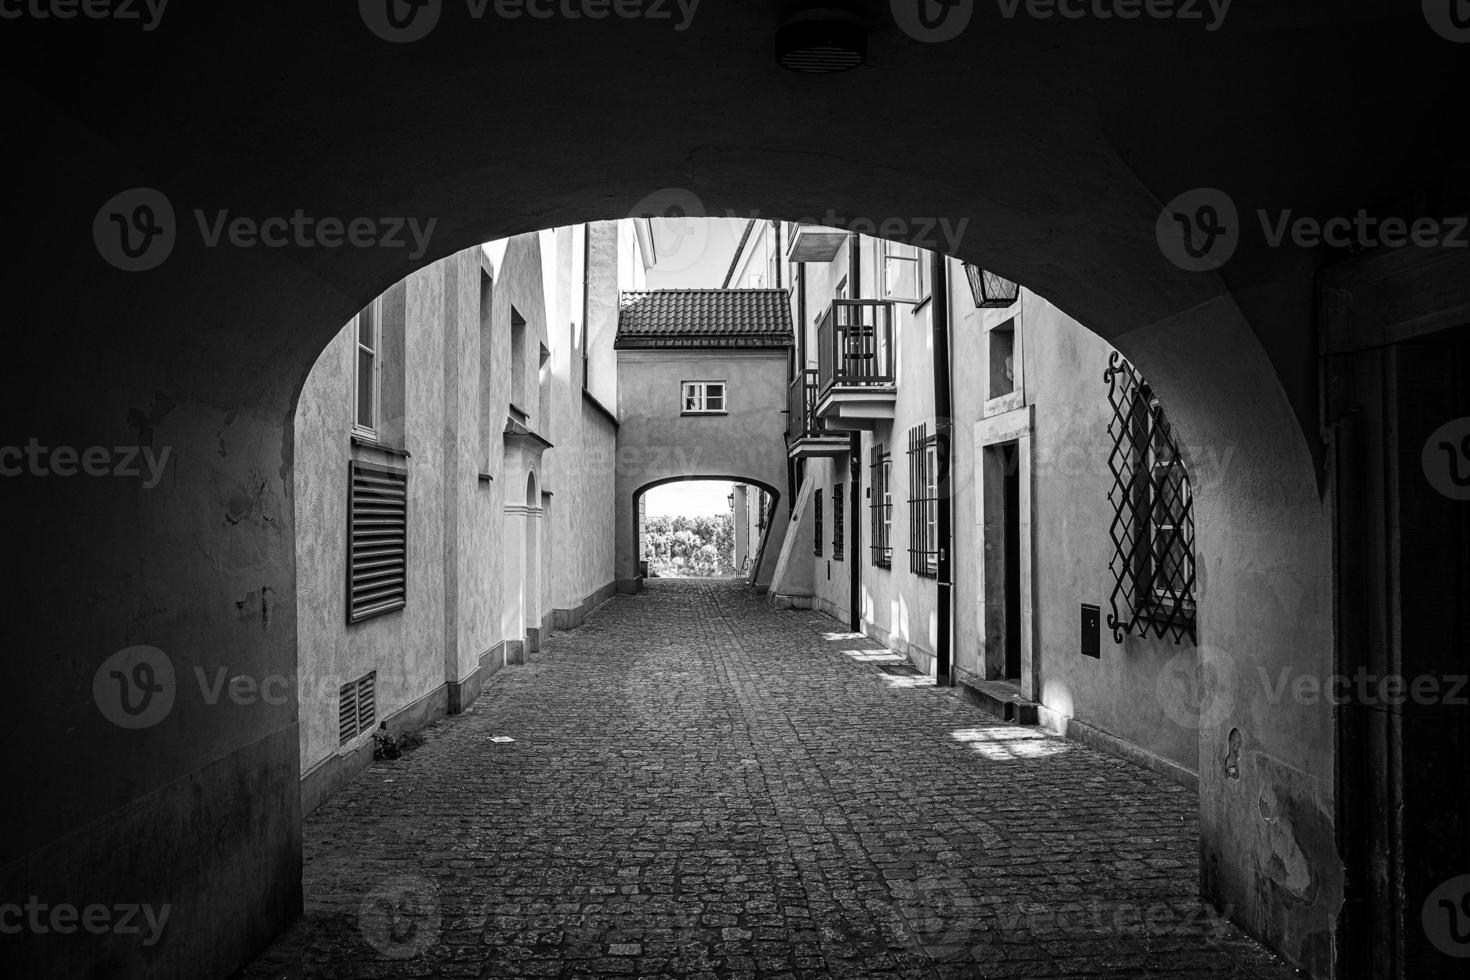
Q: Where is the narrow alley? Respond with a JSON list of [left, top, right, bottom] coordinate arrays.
[[242, 581, 1293, 980]]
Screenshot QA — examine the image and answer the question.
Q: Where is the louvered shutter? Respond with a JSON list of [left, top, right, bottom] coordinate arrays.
[[348, 461, 408, 623]]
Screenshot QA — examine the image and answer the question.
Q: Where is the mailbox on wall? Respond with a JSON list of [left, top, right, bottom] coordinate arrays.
[[1081, 604, 1101, 659]]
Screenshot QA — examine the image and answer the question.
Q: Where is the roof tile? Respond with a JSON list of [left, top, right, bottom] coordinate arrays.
[[616, 289, 794, 349]]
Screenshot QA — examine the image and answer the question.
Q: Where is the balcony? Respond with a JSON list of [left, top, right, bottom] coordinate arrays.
[[815, 299, 897, 429], [787, 369, 850, 458], [786, 224, 849, 263]]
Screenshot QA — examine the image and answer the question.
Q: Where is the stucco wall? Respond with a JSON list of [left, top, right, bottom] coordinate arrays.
[[295, 261, 452, 784]]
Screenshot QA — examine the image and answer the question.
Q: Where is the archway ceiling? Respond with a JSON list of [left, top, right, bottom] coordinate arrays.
[[4, 1, 1460, 430]]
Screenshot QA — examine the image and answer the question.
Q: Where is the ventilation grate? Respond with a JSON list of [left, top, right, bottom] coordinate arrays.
[[338, 670, 378, 745], [878, 662, 923, 677], [349, 461, 408, 623]]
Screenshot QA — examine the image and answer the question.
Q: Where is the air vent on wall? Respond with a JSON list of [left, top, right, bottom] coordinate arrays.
[[338, 670, 378, 745], [349, 461, 408, 623]]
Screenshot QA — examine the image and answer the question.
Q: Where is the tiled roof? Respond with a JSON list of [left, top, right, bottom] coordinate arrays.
[[616, 289, 794, 349]]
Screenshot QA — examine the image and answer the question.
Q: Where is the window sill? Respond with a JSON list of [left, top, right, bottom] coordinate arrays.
[[351, 434, 411, 459], [681, 410, 728, 417]]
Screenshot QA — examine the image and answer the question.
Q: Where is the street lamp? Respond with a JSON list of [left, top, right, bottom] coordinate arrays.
[[965, 264, 1021, 308]]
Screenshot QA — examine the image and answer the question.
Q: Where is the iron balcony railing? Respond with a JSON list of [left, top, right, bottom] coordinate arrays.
[[787, 368, 824, 442], [816, 299, 896, 393]]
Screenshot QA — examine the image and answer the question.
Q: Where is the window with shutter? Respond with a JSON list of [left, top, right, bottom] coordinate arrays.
[[348, 461, 408, 623]]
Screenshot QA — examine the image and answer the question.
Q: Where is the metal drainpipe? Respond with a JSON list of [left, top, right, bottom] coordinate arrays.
[[848, 233, 862, 633], [932, 250, 953, 685]]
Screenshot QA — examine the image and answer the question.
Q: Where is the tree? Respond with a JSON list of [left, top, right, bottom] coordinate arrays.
[[643, 512, 738, 577]]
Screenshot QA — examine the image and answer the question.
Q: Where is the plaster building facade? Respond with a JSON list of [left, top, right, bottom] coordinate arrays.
[[292, 223, 651, 811]]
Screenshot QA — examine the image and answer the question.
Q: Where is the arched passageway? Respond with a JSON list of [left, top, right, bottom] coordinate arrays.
[[5, 6, 1467, 978], [631, 476, 784, 584]]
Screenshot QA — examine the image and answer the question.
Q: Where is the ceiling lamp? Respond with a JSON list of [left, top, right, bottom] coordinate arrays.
[[777, 5, 867, 74]]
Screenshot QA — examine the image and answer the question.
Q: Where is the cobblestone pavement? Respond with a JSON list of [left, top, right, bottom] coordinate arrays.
[[241, 579, 1295, 980]]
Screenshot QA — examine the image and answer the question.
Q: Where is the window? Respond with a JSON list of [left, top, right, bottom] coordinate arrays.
[[1104, 353, 1196, 644], [870, 445, 893, 568], [510, 307, 528, 408], [989, 319, 1016, 399], [682, 381, 727, 414], [348, 461, 408, 623], [353, 302, 379, 436], [832, 483, 845, 560], [881, 240, 930, 305], [813, 488, 823, 557], [907, 424, 940, 578]]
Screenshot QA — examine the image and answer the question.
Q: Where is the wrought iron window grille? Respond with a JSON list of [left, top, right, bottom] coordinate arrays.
[[833, 483, 845, 560], [907, 423, 942, 579], [813, 488, 823, 557], [1104, 353, 1197, 645], [870, 445, 893, 568]]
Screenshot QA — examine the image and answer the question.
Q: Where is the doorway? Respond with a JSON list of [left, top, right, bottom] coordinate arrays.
[[1002, 442, 1022, 681], [1327, 256, 1470, 979]]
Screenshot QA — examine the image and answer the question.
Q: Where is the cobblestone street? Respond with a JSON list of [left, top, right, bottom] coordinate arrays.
[[241, 579, 1294, 979]]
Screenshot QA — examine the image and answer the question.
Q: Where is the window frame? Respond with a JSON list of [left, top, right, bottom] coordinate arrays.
[[880, 239, 930, 307], [907, 424, 940, 579], [832, 482, 845, 561], [352, 301, 381, 439], [870, 445, 893, 569], [1139, 392, 1196, 620], [813, 488, 823, 557], [681, 380, 728, 415]]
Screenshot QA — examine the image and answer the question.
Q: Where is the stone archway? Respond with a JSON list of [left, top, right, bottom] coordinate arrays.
[[630, 475, 784, 587], [11, 7, 1461, 977]]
